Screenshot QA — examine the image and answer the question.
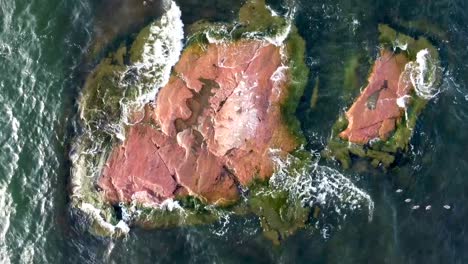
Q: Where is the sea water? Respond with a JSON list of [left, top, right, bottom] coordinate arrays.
[[1, 0, 468, 262]]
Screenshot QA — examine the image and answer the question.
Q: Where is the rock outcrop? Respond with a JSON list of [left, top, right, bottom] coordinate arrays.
[[339, 50, 410, 144], [98, 39, 299, 206], [325, 24, 441, 169]]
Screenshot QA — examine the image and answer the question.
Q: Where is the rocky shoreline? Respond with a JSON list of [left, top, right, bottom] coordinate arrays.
[[71, 0, 310, 243]]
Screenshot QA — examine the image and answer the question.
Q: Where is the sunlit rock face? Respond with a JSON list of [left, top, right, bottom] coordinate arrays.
[[339, 50, 410, 144], [98, 40, 298, 206]]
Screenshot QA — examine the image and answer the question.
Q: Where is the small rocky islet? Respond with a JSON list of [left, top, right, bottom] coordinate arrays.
[[70, 0, 441, 243], [325, 24, 441, 169]]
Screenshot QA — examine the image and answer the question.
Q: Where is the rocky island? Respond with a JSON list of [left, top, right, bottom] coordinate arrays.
[[325, 25, 441, 169], [70, 0, 309, 243]]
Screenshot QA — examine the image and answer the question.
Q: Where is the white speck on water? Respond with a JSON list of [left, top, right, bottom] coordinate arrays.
[[425, 205, 432, 210], [411, 205, 420, 210], [405, 198, 412, 203], [443, 205, 451, 210], [396, 189, 403, 193], [350, 17, 360, 33]]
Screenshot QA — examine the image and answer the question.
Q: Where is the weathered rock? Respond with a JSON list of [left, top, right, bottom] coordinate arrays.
[[99, 124, 177, 205], [98, 38, 300, 206], [339, 50, 409, 144]]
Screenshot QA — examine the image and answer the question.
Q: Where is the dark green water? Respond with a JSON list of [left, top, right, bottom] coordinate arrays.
[[1, 0, 468, 263]]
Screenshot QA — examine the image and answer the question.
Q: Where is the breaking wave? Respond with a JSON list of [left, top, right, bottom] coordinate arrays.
[[120, 0, 184, 126], [121, 0, 184, 104], [270, 150, 374, 238], [205, 2, 296, 47], [405, 49, 442, 100]]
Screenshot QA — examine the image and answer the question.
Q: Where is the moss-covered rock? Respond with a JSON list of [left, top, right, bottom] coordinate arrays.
[[247, 183, 310, 245]]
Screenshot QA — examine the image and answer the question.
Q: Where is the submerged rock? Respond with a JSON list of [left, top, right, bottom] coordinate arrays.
[[325, 24, 441, 169], [71, 0, 310, 241]]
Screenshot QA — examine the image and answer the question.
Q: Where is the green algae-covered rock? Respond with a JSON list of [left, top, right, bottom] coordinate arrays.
[[247, 182, 310, 245]]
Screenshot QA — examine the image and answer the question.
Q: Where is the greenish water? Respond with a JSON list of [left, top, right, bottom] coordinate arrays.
[[1, 0, 468, 263]]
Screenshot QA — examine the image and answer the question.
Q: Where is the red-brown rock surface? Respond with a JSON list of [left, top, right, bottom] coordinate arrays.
[[98, 40, 299, 206], [339, 50, 411, 144]]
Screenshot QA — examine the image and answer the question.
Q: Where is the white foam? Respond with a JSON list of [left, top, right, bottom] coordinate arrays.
[[269, 150, 375, 236], [121, 0, 184, 104], [264, 23, 292, 47], [80, 203, 130, 236], [396, 95, 411, 108], [0, 186, 13, 263], [0, 42, 12, 57], [270, 65, 289, 83], [270, 65, 289, 100], [211, 211, 231, 237], [206, 5, 295, 47], [264, 5, 296, 47], [404, 49, 441, 100], [159, 198, 184, 212], [205, 25, 230, 44], [266, 5, 279, 17], [117, 0, 184, 133], [394, 39, 408, 51], [19, 243, 35, 264]]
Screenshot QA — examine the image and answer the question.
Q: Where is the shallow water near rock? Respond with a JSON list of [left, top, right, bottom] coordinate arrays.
[[1, 0, 468, 263]]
